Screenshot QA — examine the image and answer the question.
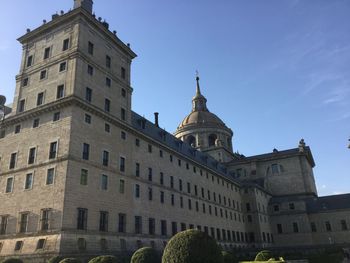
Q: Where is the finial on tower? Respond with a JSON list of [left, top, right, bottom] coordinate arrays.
[[195, 70, 201, 95]]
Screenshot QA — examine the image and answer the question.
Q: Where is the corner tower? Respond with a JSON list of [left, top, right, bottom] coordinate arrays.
[[174, 76, 234, 162]]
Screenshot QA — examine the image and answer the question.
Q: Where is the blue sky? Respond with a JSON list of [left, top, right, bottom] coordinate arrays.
[[1, 0, 349, 196]]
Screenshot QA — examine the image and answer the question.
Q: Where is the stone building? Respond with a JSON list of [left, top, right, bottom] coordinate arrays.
[[0, 0, 349, 261]]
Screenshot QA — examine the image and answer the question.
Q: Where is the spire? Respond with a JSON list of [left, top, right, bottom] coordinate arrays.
[[192, 73, 208, 112]]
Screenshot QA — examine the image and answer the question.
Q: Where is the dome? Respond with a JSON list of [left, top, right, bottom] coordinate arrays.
[[178, 110, 226, 129]]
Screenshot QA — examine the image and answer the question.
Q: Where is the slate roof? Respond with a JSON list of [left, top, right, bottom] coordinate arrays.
[[305, 194, 350, 213]]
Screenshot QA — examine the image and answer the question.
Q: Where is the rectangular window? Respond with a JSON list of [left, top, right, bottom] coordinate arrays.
[[119, 179, 125, 194], [77, 208, 88, 230], [22, 77, 29, 87], [24, 173, 33, 190], [37, 92, 44, 106], [85, 87, 92, 102], [19, 213, 29, 233], [44, 47, 51, 59], [121, 88, 126, 97], [289, 203, 295, 210], [27, 55, 33, 67], [179, 179, 183, 191], [106, 55, 111, 68], [105, 99, 110, 112], [56, 85, 64, 99], [121, 131, 126, 140], [159, 150, 163, 157], [80, 169, 88, 185], [9, 153, 17, 169], [18, 99, 25, 112], [148, 144, 152, 153], [148, 168, 153, 181], [181, 223, 186, 231], [310, 222, 317, 232], [40, 209, 50, 231], [172, 222, 177, 236], [106, 77, 111, 87], [160, 191, 165, 203], [99, 211, 108, 232], [187, 182, 191, 194], [87, 65, 94, 75], [118, 213, 126, 233], [135, 184, 140, 198], [82, 143, 90, 160], [121, 108, 126, 121], [171, 194, 175, 206], [40, 70, 47, 80], [160, 172, 164, 185], [59, 62, 67, 72], [341, 220, 348, 231], [36, 239, 46, 250], [0, 216, 8, 235], [62, 38, 69, 51], [53, 112, 60, 121], [102, 151, 109, 166], [161, 220, 167, 236], [325, 221, 332, 232], [135, 163, 140, 177], [46, 168, 55, 185], [101, 174, 108, 190], [85, 114, 91, 124], [88, 41, 94, 55], [105, 123, 110, 133], [277, 224, 283, 234], [49, 141, 57, 159], [293, 222, 299, 233], [148, 187, 153, 201], [120, 157, 125, 172], [5, 177, 14, 193], [135, 138, 140, 147], [188, 199, 192, 210], [14, 125, 21, 134], [135, 216, 142, 234], [149, 218, 155, 235], [170, 176, 174, 188], [121, 67, 126, 79], [14, 241, 23, 251]]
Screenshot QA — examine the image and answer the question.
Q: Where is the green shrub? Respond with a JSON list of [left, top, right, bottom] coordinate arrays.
[[48, 256, 64, 263], [2, 259, 23, 263], [162, 229, 223, 263], [254, 250, 273, 261], [59, 259, 82, 263], [88, 255, 120, 263], [222, 251, 238, 263], [131, 247, 160, 263]]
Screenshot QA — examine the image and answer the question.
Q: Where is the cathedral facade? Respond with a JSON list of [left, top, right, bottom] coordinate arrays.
[[0, 1, 349, 261]]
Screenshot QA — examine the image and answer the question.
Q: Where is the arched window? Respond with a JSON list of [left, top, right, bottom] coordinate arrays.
[[208, 134, 217, 147], [186, 135, 196, 147]]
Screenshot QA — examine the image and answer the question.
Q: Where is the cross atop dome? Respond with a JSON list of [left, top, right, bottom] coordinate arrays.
[[192, 73, 208, 112]]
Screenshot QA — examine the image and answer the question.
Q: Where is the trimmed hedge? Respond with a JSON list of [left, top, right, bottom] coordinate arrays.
[[88, 255, 121, 263], [162, 229, 223, 263], [131, 247, 160, 263], [222, 251, 238, 263], [254, 250, 273, 261], [59, 259, 82, 263], [48, 256, 64, 263], [1, 259, 23, 263]]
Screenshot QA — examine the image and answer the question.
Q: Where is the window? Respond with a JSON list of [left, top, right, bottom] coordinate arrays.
[[178, 159, 181, 166], [77, 238, 86, 251], [14, 241, 23, 251], [171, 194, 175, 206], [325, 221, 332, 232], [77, 208, 88, 230], [18, 99, 25, 112], [170, 176, 174, 188], [160, 172, 164, 185], [118, 213, 126, 233], [80, 169, 88, 185], [106, 77, 111, 87], [27, 55, 33, 67], [277, 224, 283, 234], [102, 151, 109, 166], [180, 196, 183, 208], [24, 173, 33, 190], [5, 178, 13, 193], [273, 204, 279, 212], [179, 179, 183, 191], [119, 179, 125, 193], [106, 55, 111, 68], [9, 153, 17, 169], [53, 112, 60, 121], [22, 77, 29, 87], [149, 218, 155, 235], [120, 239, 126, 250], [187, 182, 191, 194], [44, 47, 51, 59], [85, 114, 91, 124], [121, 67, 126, 79], [310, 222, 317, 232], [135, 216, 142, 234], [135, 184, 140, 198], [121, 88, 126, 97], [293, 222, 299, 233], [36, 239, 46, 250], [87, 65, 94, 75], [169, 154, 173, 162], [272, 164, 279, 174], [56, 85, 64, 99], [105, 98, 110, 112], [0, 216, 8, 235], [135, 138, 140, 147], [246, 203, 251, 212], [49, 141, 58, 159], [148, 187, 153, 201], [40, 70, 47, 80], [46, 168, 55, 185], [59, 61, 67, 72], [82, 143, 90, 160], [289, 203, 295, 210], [121, 108, 126, 121], [120, 157, 125, 172], [159, 150, 163, 158], [172, 222, 177, 236], [37, 92, 44, 106], [88, 41, 94, 55], [148, 168, 153, 181], [99, 211, 108, 232], [121, 131, 126, 140], [188, 199, 192, 210], [134, 163, 140, 177], [181, 223, 186, 231], [19, 213, 29, 233], [15, 125, 21, 134], [101, 174, 108, 190], [341, 220, 348, 231], [62, 38, 69, 51], [160, 191, 164, 203], [148, 144, 152, 153], [105, 123, 110, 133], [40, 209, 50, 231], [85, 87, 92, 102], [161, 220, 167, 236], [101, 238, 108, 251]]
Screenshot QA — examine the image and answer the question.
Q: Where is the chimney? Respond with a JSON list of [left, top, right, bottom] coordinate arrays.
[[154, 112, 159, 127], [74, 0, 93, 13]]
